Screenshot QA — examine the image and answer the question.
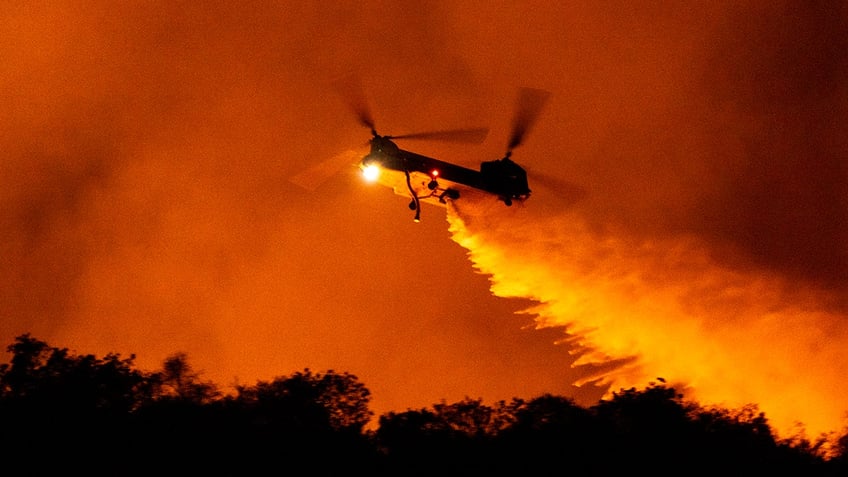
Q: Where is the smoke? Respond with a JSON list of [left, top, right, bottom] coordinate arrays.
[[0, 0, 385, 378], [1, 1, 600, 420], [2, 0, 846, 439]]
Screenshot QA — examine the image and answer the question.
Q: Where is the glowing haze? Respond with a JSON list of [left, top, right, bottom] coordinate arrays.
[[2, 1, 846, 442]]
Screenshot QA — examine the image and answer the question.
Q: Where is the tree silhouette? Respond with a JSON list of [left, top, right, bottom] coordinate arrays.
[[147, 351, 220, 403], [375, 398, 495, 474], [493, 394, 600, 472], [232, 368, 373, 433], [0, 333, 148, 418], [0, 334, 150, 475], [0, 333, 845, 476]]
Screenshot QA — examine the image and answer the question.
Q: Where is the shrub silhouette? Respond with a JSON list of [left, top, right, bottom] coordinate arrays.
[[0, 334, 844, 476]]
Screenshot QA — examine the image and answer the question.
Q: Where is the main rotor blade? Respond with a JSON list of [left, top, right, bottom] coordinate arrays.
[[390, 127, 489, 144], [332, 73, 376, 133], [507, 87, 552, 151], [289, 150, 363, 191]]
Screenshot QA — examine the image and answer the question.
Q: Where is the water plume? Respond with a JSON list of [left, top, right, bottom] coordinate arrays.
[[446, 198, 848, 445]]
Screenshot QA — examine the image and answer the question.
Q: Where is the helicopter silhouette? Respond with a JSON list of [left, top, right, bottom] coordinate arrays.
[[292, 76, 551, 222]]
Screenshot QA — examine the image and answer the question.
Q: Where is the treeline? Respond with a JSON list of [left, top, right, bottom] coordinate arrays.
[[0, 334, 845, 476]]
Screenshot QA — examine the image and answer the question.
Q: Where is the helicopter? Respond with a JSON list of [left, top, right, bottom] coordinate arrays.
[[292, 77, 551, 222]]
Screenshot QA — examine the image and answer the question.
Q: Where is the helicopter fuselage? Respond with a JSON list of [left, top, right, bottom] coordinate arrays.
[[361, 136, 530, 218]]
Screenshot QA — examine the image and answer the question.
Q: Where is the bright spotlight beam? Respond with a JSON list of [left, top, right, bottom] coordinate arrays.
[[362, 164, 381, 182]]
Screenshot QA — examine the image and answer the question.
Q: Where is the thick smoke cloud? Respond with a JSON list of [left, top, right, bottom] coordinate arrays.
[[1, 1, 600, 420], [1, 1, 846, 436]]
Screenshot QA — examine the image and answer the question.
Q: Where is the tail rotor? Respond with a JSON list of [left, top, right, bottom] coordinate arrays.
[[504, 87, 551, 159]]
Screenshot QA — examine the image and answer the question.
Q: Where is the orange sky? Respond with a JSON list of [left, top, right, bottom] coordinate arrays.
[[2, 1, 846, 443]]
